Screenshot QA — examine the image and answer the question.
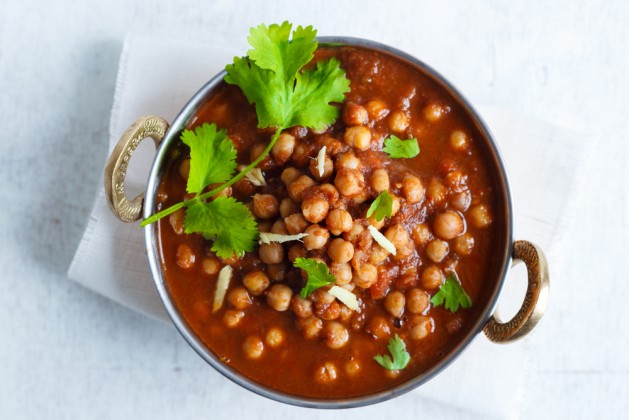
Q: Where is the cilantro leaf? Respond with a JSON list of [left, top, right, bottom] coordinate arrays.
[[383, 135, 420, 158], [430, 273, 472, 312], [225, 22, 350, 130], [247, 22, 317, 85], [294, 257, 336, 298], [184, 197, 258, 259], [181, 123, 237, 195], [366, 190, 393, 221], [374, 334, 411, 370], [288, 58, 351, 130]]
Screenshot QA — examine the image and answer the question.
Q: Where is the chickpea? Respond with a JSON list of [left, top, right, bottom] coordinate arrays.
[[169, 209, 185, 235], [176, 244, 195, 269], [302, 195, 330, 223], [257, 220, 272, 233], [369, 244, 390, 264], [316, 300, 341, 321], [287, 175, 316, 202], [267, 284, 293, 311], [343, 101, 369, 126], [314, 183, 340, 203], [287, 243, 307, 262], [370, 169, 390, 193], [314, 362, 337, 384], [242, 270, 270, 296], [227, 286, 251, 310], [323, 321, 350, 349], [389, 110, 409, 133], [329, 262, 352, 285], [366, 316, 391, 340], [409, 315, 434, 340], [384, 224, 410, 251], [433, 210, 465, 240], [312, 288, 336, 305], [402, 174, 424, 204], [423, 102, 446, 122], [368, 214, 385, 231], [178, 158, 191, 180], [265, 327, 285, 348], [297, 316, 323, 339], [334, 168, 364, 197], [451, 190, 471, 212], [281, 167, 302, 186], [279, 198, 299, 218], [454, 232, 475, 256], [223, 310, 244, 328], [327, 238, 355, 264], [266, 263, 286, 281], [365, 99, 389, 121], [303, 224, 330, 250], [284, 213, 310, 234], [309, 153, 334, 180], [450, 130, 469, 152], [249, 144, 266, 163], [326, 209, 353, 236], [202, 257, 220, 275], [421, 265, 445, 289], [384, 290, 406, 317], [271, 220, 288, 235], [427, 178, 447, 204], [345, 359, 361, 376], [406, 289, 429, 314], [291, 296, 313, 319], [253, 194, 279, 219], [271, 133, 295, 165], [292, 142, 314, 167], [343, 221, 366, 243], [391, 195, 401, 216], [259, 242, 284, 264], [469, 204, 493, 228], [335, 152, 360, 170], [243, 336, 264, 359], [426, 239, 449, 263], [351, 190, 369, 205], [411, 223, 433, 246], [444, 170, 467, 193], [353, 263, 378, 289], [318, 134, 343, 155], [343, 126, 371, 150]]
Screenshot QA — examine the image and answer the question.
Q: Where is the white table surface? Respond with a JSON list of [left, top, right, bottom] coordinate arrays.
[[1, 1, 627, 419]]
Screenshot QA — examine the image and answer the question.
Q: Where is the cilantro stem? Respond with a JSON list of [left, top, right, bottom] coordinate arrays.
[[140, 127, 285, 227]]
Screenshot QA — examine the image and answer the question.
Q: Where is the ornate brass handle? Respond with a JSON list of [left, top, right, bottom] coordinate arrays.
[[104, 115, 170, 222], [483, 240, 550, 343]]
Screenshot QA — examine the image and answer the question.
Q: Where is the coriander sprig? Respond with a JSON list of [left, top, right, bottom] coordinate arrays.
[[140, 22, 350, 259]]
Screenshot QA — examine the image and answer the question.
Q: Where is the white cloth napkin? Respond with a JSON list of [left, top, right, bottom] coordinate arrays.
[[68, 34, 588, 418]]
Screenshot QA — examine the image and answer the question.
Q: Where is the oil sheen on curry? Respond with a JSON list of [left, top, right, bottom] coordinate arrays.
[[156, 45, 505, 398]]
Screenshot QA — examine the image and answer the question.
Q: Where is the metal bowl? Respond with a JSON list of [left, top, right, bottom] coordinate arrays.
[[104, 37, 549, 408]]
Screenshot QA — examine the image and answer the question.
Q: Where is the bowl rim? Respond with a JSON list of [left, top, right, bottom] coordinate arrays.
[[143, 36, 514, 409]]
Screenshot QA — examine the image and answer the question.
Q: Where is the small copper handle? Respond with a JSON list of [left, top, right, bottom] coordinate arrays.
[[104, 115, 170, 222], [484, 240, 550, 343]]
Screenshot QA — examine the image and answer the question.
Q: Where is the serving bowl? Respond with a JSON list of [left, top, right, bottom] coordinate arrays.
[[104, 37, 549, 408]]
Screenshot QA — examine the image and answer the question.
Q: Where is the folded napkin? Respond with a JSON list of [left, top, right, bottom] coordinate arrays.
[[68, 34, 587, 418]]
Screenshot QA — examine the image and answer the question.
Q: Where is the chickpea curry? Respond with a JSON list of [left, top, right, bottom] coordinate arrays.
[[150, 23, 505, 399]]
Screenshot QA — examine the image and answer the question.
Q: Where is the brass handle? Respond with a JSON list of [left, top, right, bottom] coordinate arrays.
[[483, 240, 550, 343], [104, 115, 170, 222]]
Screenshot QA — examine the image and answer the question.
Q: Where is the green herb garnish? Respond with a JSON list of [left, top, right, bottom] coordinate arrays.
[[366, 190, 393, 221], [374, 334, 411, 370], [294, 257, 336, 298], [140, 22, 350, 259], [430, 273, 472, 313], [383, 135, 420, 158]]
